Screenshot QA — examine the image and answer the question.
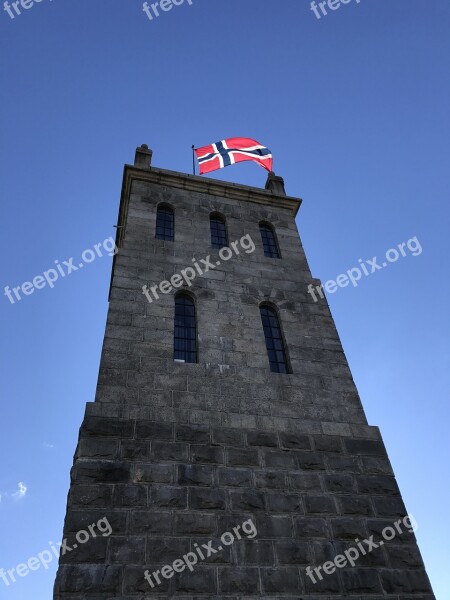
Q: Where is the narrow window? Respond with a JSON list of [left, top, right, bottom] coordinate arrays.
[[210, 214, 229, 249], [174, 294, 197, 363], [259, 223, 280, 258], [156, 205, 174, 241], [260, 305, 289, 373]]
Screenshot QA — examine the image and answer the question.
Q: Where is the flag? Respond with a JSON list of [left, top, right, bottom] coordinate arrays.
[[195, 137, 273, 175]]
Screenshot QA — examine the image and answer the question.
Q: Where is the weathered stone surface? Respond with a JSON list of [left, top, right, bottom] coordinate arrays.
[[279, 432, 311, 450], [54, 158, 435, 599], [130, 511, 172, 534], [110, 536, 145, 563], [247, 431, 279, 447], [218, 467, 252, 487], [261, 568, 301, 593], [276, 540, 310, 564], [136, 420, 173, 440], [219, 567, 259, 593], [178, 465, 213, 486], [57, 565, 122, 593], [189, 488, 226, 510], [304, 495, 336, 515], [227, 447, 260, 467], [191, 444, 224, 464], [235, 540, 274, 565], [340, 568, 383, 593], [294, 517, 329, 539], [69, 484, 113, 507]]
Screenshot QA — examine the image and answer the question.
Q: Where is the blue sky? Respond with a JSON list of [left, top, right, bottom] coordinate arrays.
[[0, 0, 449, 598]]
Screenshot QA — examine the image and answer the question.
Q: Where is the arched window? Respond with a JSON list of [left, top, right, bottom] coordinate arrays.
[[210, 214, 229, 249], [260, 305, 289, 373], [174, 294, 197, 363], [259, 223, 280, 258], [156, 205, 174, 241]]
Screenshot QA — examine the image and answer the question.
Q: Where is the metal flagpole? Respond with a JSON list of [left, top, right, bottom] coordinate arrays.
[[191, 145, 196, 175]]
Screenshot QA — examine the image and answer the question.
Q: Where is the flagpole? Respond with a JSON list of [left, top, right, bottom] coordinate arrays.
[[191, 145, 196, 175]]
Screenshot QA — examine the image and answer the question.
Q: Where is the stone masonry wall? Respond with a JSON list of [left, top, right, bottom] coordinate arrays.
[[53, 161, 435, 599], [96, 174, 366, 432]]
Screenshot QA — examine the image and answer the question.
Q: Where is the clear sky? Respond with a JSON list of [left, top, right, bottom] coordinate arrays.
[[0, 0, 449, 598]]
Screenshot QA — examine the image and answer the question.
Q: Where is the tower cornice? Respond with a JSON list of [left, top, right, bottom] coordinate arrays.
[[115, 164, 301, 248]]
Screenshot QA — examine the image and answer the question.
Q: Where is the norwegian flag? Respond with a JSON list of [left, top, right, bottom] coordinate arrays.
[[195, 137, 273, 175]]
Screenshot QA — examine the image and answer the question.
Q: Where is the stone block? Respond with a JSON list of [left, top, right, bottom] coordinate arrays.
[[152, 441, 189, 462], [247, 430, 279, 447], [289, 472, 321, 491], [362, 455, 393, 474], [296, 452, 326, 470], [191, 444, 224, 464], [178, 465, 214, 486], [235, 540, 274, 565], [357, 475, 400, 495], [338, 495, 373, 516], [304, 495, 336, 515], [304, 568, 341, 593], [212, 428, 244, 446], [130, 511, 172, 534], [110, 536, 145, 564], [121, 440, 149, 460], [64, 508, 126, 535], [218, 467, 252, 487], [294, 517, 329, 539], [267, 493, 303, 513], [327, 455, 360, 472], [231, 490, 266, 512], [81, 417, 133, 438], [69, 484, 113, 508], [175, 513, 217, 535], [313, 435, 342, 452], [59, 537, 108, 563], [219, 567, 259, 593], [136, 421, 173, 440], [176, 567, 218, 593], [255, 470, 286, 489], [276, 540, 311, 564], [124, 565, 170, 593], [345, 438, 388, 457], [113, 484, 148, 507], [149, 486, 187, 509], [57, 565, 122, 594], [146, 537, 190, 563], [261, 567, 300, 593], [227, 447, 260, 467], [331, 518, 367, 540], [264, 450, 297, 469], [279, 432, 311, 450], [176, 424, 210, 443], [340, 568, 383, 593], [323, 474, 355, 493], [373, 495, 407, 517], [379, 569, 433, 593], [189, 488, 227, 510], [134, 464, 173, 484], [386, 545, 424, 568], [72, 460, 130, 484]]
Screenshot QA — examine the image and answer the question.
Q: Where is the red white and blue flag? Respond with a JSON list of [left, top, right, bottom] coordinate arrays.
[[195, 137, 273, 175]]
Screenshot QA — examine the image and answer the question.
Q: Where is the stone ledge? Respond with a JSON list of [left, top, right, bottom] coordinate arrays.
[[84, 402, 381, 440]]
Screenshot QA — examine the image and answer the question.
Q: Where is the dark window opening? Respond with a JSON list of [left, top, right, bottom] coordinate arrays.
[[156, 206, 174, 241], [259, 223, 280, 258], [260, 305, 289, 373], [210, 214, 229, 249], [174, 294, 197, 363]]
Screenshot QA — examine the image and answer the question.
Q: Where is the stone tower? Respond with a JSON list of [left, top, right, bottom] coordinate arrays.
[[54, 145, 435, 599]]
